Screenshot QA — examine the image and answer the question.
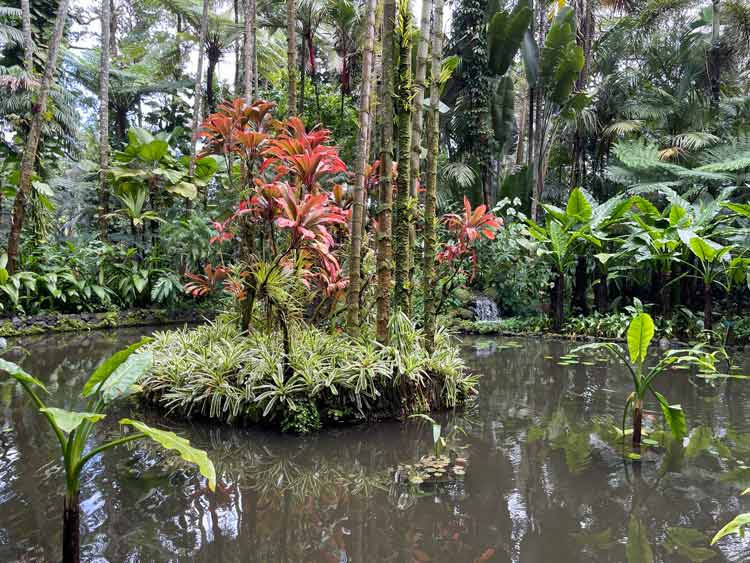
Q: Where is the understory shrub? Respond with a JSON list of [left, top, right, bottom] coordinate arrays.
[[140, 316, 478, 432]]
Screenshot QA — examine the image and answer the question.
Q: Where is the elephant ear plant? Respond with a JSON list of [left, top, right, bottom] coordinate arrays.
[[0, 337, 216, 563], [573, 312, 716, 451]]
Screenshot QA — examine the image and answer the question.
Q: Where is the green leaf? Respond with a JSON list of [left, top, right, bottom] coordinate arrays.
[[138, 140, 169, 162], [626, 515, 654, 563], [166, 181, 198, 200], [82, 338, 152, 397], [627, 313, 654, 364], [99, 351, 153, 402], [712, 513, 750, 545], [0, 358, 47, 391], [566, 187, 592, 222], [668, 205, 686, 226], [38, 407, 105, 434], [686, 235, 718, 263], [653, 390, 687, 441], [119, 418, 216, 492]]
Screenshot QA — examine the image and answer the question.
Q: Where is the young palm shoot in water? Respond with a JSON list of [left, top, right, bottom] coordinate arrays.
[[573, 312, 715, 450], [0, 338, 216, 563]]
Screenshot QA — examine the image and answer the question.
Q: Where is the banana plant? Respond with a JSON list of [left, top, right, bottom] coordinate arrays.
[[678, 230, 732, 331], [526, 188, 601, 330], [0, 338, 216, 563], [573, 312, 712, 449]]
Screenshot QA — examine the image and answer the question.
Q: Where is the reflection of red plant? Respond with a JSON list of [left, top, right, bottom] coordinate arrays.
[[184, 264, 228, 296]]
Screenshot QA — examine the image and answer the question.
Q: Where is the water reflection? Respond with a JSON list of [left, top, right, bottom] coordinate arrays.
[[1, 330, 750, 561]]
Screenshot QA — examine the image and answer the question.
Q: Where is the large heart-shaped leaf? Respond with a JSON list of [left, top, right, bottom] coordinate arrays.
[[119, 418, 216, 492], [712, 513, 750, 545], [82, 337, 152, 397], [39, 407, 105, 434], [0, 358, 47, 391], [566, 187, 592, 222], [653, 390, 687, 441], [627, 313, 654, 365], [99, 351, 153, 402], [138, 140, 169, 163]]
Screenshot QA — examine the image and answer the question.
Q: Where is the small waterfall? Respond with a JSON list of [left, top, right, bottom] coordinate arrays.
[[473, 295, 499, 322]]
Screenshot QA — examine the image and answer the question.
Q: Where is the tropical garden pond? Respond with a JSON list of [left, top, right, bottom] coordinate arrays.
[[2, 327, 750, 562]]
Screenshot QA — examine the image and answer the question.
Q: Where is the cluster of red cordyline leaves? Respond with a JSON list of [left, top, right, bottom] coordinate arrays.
[[184, 99, 351, 300], [437, 196, 503, 281]]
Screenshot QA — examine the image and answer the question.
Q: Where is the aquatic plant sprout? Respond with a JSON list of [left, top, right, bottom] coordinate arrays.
[[572, 312, 722, 449], [0, 338, 215, 563]]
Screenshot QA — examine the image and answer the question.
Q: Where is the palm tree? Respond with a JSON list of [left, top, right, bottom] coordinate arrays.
[[376, 0, 396, 342], [296, 0, 326, 117], [6, 0, 70, 274], [326, 0, 358, 121], [99, 0, 112, 240], [345, 0, 376, 336], [423, 0, 444, 351], [392, 0, 413, 315], [287, 0, 297, 114], [19, 0, 32, 72], [242, 0, 256, 101], [190, 0, 209, 185]]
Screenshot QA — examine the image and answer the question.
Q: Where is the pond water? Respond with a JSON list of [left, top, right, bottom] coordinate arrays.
[[2, 328, 750, 562]]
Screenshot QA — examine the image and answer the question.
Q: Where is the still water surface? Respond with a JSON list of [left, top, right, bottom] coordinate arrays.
[[2, 328, 750, 562]]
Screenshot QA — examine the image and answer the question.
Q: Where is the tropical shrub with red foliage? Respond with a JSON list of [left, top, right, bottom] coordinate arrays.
[[433, 197, 502, 315], [184, 99, 351, 328]]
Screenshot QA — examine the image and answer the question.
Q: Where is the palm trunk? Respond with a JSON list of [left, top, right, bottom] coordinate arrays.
[[243, 0, 256, 102], [572, 255, 587, 315], [234, 0, 240, 93], [98, 0, 111, 241], [188, 0, 209, 202], [423, 0, 444, 352], [704, 281, 713, 331], [345, 0, 377, 336], [392, 4, 413, 316], [299, 49, 306, 114], [62, 490, 81, 563], [709, 0, 721, 109], [6, 0, 70, 274], [286, 0, 297, 115], [375, 0, 397, 343], [551, 265, 564, 331], [206, 52, 218, 115], [595, 263, 608, 313], [409, 0, 430, 305], [20, 0, 33, 73]]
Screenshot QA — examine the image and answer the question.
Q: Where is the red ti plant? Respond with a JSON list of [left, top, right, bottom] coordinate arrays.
[[434, 196, 502, 313], [184, 99, 351, 331]]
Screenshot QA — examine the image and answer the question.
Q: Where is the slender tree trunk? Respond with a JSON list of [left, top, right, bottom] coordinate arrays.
[[345, 0, 377, 336], [110, 0, 118, 56], [423, 0, 444, 352], [62, 491, 81, 563], [189, 0, 209, 192], [234, 0, 240, 93], [704, 281, 713, 331], [551, 266, 564, 331], [20, 0, 33, 73], [409, 0, 430, 306], [6, 0, 70, 274], [287, 0, 297, 115], [661, 266, 672, 317], [392, 4, 413, 315], [375, 0, 397, 343], [515, 100, 526, 165], [710, 0, 721, 109], [572, 255, 587, 315], [206, 52, 218, 114], [98, 0, 111, 241], [595, 263, 608, 313], [243, 0, 256, 102]]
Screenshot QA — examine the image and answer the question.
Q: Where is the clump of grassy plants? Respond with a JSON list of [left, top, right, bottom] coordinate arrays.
[[140, 314, 478, 432]]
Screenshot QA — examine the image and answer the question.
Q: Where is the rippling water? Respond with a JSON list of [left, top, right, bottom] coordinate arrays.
[[2, 328, 750, 562]]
